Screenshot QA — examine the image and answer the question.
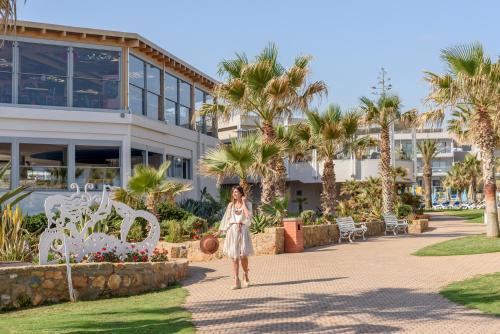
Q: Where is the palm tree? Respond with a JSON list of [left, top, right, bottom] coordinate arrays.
[[199, 134, 281, 200], [195, 43, 327, 204], [421, 43, 500, 237], [389, 166, 408, 202], [359, 94, 417, 214], [462, 154, 482, 202], [443, 163, 469, 196], [298, 105, 372, 216], [0, 0, 18, 39], [0, 162, 31, 209], [113, 161, 191, 216], [417, 140, 439, 209]]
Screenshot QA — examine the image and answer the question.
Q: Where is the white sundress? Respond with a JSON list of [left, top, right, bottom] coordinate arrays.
[[219, 201, 255, 260]]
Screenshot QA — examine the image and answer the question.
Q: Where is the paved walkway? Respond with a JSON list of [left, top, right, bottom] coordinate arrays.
[[183, 216, 500, 333]]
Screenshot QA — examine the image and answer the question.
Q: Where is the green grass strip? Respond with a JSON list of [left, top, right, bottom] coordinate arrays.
[[0, 284, 195, 334], [414, 234, 500, 256], [441, 272, 500, 316]]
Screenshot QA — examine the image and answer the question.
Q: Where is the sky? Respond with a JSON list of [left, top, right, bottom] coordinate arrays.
[[17, 0, 500, 112]]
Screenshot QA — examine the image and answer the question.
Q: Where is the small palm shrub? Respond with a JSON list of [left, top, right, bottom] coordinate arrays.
[[300, 210, 316, 225], [0, 206, 33, 262], [250, 213, 272, 234]]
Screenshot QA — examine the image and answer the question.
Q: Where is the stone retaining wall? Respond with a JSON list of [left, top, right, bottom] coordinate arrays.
[[302, 221, 385, 248], [0, 260, 188, 311], [162, 221, 387, 261], [160, 227, 285, 262]]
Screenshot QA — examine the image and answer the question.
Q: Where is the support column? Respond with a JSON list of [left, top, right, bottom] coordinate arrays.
[[11, 140, 19, 188], [67, 143, 75, 189], [121, 134, 131, 187]]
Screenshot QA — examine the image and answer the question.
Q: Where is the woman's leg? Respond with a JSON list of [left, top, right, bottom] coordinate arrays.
[[241, 256, 249, 281], [232, 259, 240, 284]]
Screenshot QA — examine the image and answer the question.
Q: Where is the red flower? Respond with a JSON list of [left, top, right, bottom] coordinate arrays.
[[133, 256, 138, 261], [102, 247, 106, 251], [142, 256, 148, 262], [131, 244, 135, 248], [140, 251, 145, 255], [96, 251, 101, 255]]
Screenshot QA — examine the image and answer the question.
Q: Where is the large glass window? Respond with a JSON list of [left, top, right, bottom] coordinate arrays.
[[75, 145, 120, 189], [165, 73, 178, 125], [129, 55, 145, 115], [0, 143, 11, 189], [0, 41, 13, 103], [19, 143, 68, 189], [72, 48, 120, 109], [146, 64, 160, 120], [18, 42, 68, 106], [131, 148, 146, 171], [194, 88, 214, 135], [148, 151, 163, 169], [179, 81, 191, 128], [165, 154, 191, 179]]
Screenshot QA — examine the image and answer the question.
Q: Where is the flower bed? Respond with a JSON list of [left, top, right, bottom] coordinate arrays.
[[0, 259, 188, 311]]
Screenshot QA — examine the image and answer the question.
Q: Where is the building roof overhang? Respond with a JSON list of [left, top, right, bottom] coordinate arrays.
[[4, 20, 218, 90]]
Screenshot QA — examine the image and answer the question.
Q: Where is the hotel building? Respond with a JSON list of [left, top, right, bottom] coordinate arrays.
[[0, 21, 220, 213]]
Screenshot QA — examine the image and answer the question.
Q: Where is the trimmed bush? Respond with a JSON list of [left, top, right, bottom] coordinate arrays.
[[24, 213, 47, 234], [300, 210, 316, 225], [397, 204, 413, 218]]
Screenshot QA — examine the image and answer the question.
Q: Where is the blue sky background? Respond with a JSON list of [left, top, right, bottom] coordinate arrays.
[[18, 0, 500, 112]]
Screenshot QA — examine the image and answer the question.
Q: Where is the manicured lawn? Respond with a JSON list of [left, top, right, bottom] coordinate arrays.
[[427, 209, 484, 224], [414, 234, 500, 256], [441, 272, 500, 317], [0, 284, 194, 334]]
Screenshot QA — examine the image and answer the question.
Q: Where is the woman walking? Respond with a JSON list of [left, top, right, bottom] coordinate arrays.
[[218, 186, 254, 289]]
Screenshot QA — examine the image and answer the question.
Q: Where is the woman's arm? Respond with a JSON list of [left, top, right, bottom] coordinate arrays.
[[218, 203, 232, 233], [242, 200, 253, 225]]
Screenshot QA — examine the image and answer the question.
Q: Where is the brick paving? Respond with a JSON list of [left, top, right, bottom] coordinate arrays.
[[184, 215, 500, 333]]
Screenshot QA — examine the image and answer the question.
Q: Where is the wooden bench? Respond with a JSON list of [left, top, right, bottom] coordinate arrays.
[[336, 217, 368, 243]]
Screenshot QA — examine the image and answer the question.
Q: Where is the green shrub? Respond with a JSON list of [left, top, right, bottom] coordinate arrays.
[[400, 193, 423, 213], [300, 210, 316, 225], [24, 213, 47, 234], [156, 202, 191, 222], [124, 220, 148, 242], [163, 220, 184, 243], [182, 215, 208, 238], [397, 204, 413, 218]]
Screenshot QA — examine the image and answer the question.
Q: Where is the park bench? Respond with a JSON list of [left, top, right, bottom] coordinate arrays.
[[383, 214, 408, 235], [336, 216, 368, 243]]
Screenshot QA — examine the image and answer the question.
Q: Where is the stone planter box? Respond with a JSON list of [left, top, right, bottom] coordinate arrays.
[[159, 227, 285, 262], [409, 219, 429, 233], [0, 260, 188, 311]]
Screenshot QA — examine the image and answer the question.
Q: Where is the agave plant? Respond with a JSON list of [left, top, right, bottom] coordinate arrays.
[[249, 213, 272, 234], [260, 196, 289, 226]]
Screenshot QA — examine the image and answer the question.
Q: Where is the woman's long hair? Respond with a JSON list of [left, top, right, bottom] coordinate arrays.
[[231, 185, 245, 207]]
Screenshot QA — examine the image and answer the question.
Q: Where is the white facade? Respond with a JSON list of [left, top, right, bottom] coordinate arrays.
[[0, 21, 220, 214]]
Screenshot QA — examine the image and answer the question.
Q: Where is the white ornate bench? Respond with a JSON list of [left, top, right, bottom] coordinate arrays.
[[383, 214, 408, 235], [336, 216, 368, 243], [38, 183, 160, 265]]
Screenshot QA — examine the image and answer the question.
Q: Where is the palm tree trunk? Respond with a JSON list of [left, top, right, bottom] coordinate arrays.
[[261, 121, 276, 205], [321, 159, 336, 217], [274, 157, 287, 198], [423, 164, 432, 209], [471, 177, 477, 202], [146, 194, 159, 217], [380, 126, 394, 214], [476, 109, 499, 237]]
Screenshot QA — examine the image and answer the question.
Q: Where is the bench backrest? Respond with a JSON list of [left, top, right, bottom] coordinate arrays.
[[336, 217, 355, 230], [383, 214, 398, 223]]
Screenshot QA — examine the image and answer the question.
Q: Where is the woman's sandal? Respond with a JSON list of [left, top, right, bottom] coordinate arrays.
[[231, 278, 241, 290], [242, 271, 250, 288]]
